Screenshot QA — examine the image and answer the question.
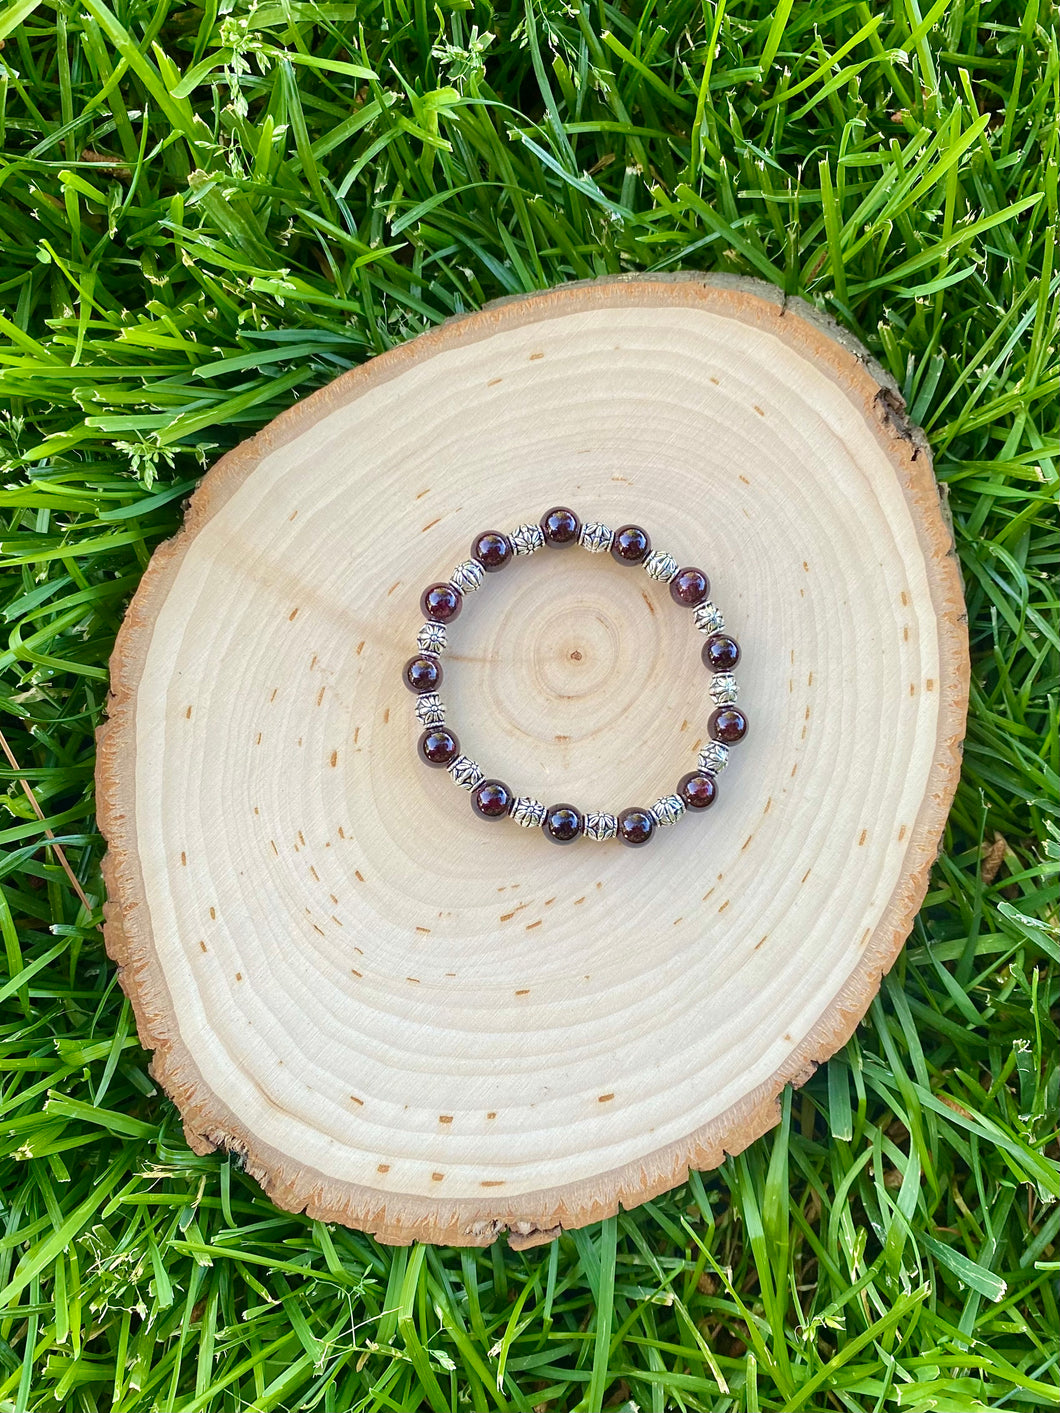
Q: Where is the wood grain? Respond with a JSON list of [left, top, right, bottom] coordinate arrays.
[[96, 275, 969, 1247]]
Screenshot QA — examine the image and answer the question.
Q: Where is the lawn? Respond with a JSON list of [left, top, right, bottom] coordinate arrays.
[[0, 1, 1057, 1409]]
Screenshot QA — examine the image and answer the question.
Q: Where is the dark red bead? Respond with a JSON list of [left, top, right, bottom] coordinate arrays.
[[403, 654, 442, 694], [418, 727, 460, 766], [421, 582, 462, 623], [709, 707, 748, 743], [678, 771, 718, 810], [470, 531, 513, 572], [611, 524, 652, 564], [540, 506, 580, 546], [542, 803, 583, 843], [617, 807, 655, 847], [669, 567, 710, 607], [472, 779, 513, 819], [702, 634, 740, 671]]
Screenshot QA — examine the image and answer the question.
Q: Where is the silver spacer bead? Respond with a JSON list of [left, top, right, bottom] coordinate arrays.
[[510, 796, 546, 829], [449, 559, 485, 594], [417, 621, 448, 655], [709, 673, 738, 706], [510, 523, 545, 555], [644, 549, 679, 583], [579, 521, 613, 554], [584, 811, 618, 842], [694, 601, 725, 636], [651, 794, 686, 828], [447, 755, 483, 791], [414, 692, 445, 727], [697, 741, 730, 776]]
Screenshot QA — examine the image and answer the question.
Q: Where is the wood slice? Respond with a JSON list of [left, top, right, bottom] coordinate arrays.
[[97, 275, 968, 1248]]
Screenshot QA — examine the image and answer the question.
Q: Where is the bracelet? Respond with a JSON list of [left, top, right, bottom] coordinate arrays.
[[402, 508, 747, 847]]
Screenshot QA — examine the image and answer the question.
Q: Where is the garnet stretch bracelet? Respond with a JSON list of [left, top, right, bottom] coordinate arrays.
[[402, 507, 748, 847]]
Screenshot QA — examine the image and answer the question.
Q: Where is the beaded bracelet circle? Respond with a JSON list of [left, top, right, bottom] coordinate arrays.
[[402, 507, 747, 847]]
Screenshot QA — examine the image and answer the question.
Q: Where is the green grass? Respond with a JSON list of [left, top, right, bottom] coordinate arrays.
[[0, 0, 1057, 1408]]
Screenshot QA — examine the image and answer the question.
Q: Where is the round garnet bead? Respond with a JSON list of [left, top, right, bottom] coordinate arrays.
[[421, 582, 462, 623], [617, 807, 655, 847], [418, 727, 460, 767], [470, 530, 513, 572], [709, 706, 748, 743], [669, 567, 710, 607], [702, 634, 740, 671], [611, 524, 652, 565], [678, 771, 718, 810], [403, 654, 442, 694], [542, 803, 583, 843], [540, 506, 581, 547], [472, 779, 513, 819]]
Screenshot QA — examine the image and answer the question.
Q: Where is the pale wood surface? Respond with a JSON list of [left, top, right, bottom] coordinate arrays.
[[97, 276, 969, 1247]]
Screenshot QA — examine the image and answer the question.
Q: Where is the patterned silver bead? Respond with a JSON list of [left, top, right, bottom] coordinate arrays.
[[694, 601, 725, 636], [651, 794, 686, 828], [447, 755, 483, 791], [416, 621, 448, 655], [510, 523, 545, 555], [414, 692, 445, 727], [579, 521, 613, 554], [709, 673, 738, 706], [510, 796, 546, 829], [449, 559, 484, 594], [584, 811, 618, 842], [644, 549, 679, 583], [697, 741, 730, 776]]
